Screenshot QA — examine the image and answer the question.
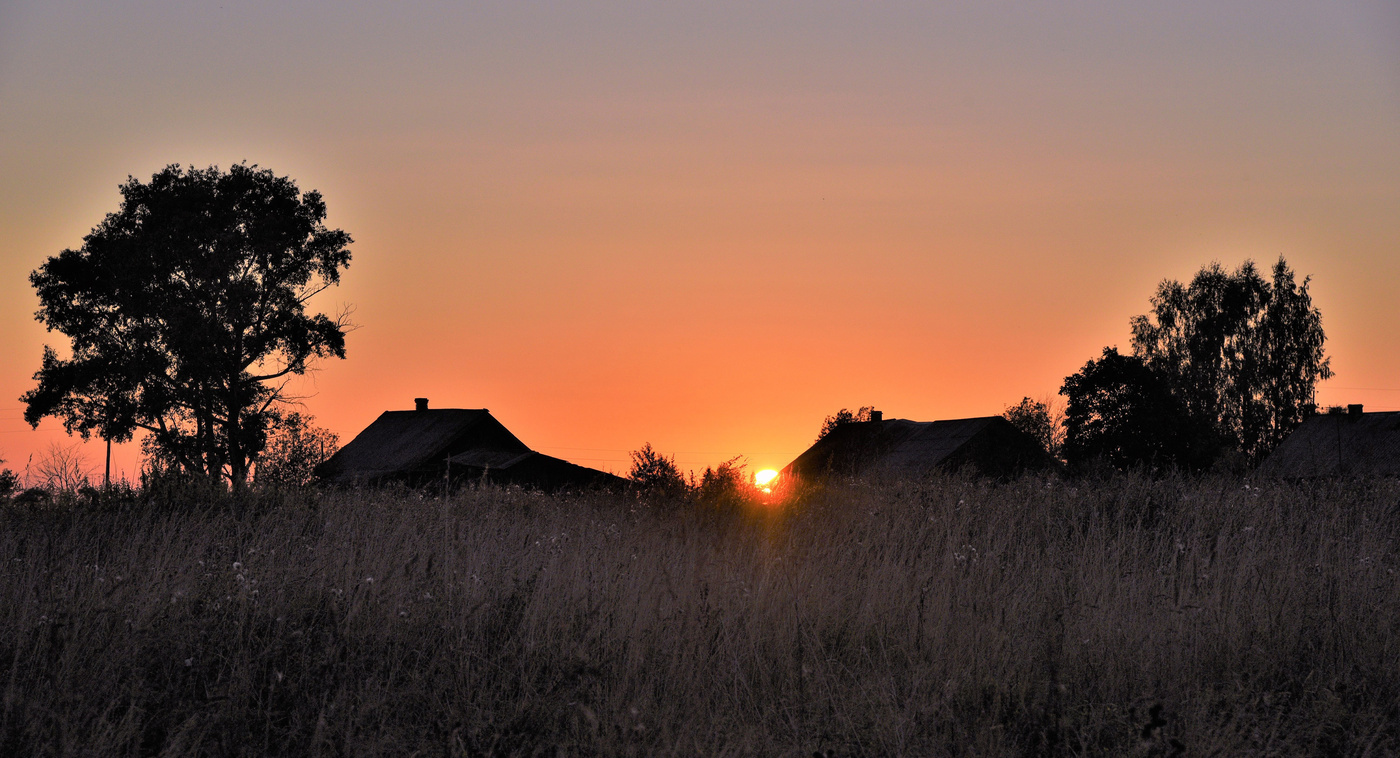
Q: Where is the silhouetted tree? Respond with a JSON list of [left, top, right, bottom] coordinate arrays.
[[1060, 348, 1216, 471], [22, 164, 352, 488], [627, 443, 689, 497], [817, 406, 875, 442], [0, 454, 18, 501], [253, 412, 339, 488], [696, 456, 749, 504], [1130, 257, 1329, 464], [1002, 396, 1064, 460], [26, 443, 93, 494]]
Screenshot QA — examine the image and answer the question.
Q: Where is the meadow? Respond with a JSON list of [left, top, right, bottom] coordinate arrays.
[[1, 474, 1398, 757]]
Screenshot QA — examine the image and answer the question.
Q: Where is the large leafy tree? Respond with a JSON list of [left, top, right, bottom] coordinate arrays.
[[23, 164, 352, 486], [1129, 257, 1330, 463], [1060, 348, 1216, 471]]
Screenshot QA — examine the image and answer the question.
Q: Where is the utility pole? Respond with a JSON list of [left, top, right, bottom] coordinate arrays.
[[103, 401, 111, 492]]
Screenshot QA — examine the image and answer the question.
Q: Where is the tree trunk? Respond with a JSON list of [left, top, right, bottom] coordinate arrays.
[[227, 374, 246, 490]]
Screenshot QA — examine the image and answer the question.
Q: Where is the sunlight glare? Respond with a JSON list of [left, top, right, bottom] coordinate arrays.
[[754, 469, 779, 492]]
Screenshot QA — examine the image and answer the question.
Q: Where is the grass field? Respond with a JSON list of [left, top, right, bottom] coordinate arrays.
[[2, 474, 1398, 756]]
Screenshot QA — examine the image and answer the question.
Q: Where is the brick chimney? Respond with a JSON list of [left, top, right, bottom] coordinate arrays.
[[869, 410, 883, 422], [415, 398, 429, 412], [1348, 403, 1363, 418]]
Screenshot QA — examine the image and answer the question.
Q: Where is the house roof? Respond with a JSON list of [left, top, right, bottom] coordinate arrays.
[[448, 449, 628, 489], [782, 415, 1053, 481], [1255, 411, 1400, 478], [447, 448, 537, 470], [315, 408, 529, 485]]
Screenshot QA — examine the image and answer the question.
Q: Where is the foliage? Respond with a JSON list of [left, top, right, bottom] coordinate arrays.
[[1129, 256, 1330, 464], [253, 412, 339, 488], [695, 455, 750, 504], [1060, 348, 1217, 472], [627, 442, 689, 497], [0, 453, 17, 501], [22, 163, 353, 487], [1002, 396, 1065, 459], [816, 405, 875, 441], [1060, 257, 1331, 473]]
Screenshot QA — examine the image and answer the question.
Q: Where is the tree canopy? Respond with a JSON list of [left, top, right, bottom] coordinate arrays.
[[23, 164, 352, 486], [627, 443, 689, 497], [1060, 256, 1330, 472], [252, 412, 340, 488], [1129, 257, 1330, 464], [1060, 348, 1215, 471], [1002, 396, 1064, 460]]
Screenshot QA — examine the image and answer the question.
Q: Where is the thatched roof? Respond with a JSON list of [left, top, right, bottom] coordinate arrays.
[[316, 408, 529, 486], [782, 415, 1054, 482], [1255, 411, 1400, 478]]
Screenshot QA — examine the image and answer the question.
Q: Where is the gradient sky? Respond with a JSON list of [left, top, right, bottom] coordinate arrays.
[[2, 1, 1398, 482]]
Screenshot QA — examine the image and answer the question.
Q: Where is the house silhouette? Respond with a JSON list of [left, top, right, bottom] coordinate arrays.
[[315, 399, 625, 490], [1255, 406, 1400, 478], [782, 412, 1054, 482]]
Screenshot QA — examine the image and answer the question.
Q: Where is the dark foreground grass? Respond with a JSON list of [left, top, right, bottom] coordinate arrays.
[[1, 474, 1398, 756]]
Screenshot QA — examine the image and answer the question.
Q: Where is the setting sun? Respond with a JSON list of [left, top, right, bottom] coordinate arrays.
[[754, 469, 779, 491]]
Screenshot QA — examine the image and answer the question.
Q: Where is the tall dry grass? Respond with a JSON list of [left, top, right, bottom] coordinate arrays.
[[1, 474, 1398, 756]]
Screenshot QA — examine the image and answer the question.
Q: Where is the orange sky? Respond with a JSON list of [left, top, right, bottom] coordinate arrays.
[[2, 2, 1398, 483]]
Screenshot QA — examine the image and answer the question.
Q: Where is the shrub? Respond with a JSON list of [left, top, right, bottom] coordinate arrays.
[[0, 459, 18, 501], [1002, 396, 1065, 460], [627, 442, 690, 498], [695, 455, 752, 507], [254, 411, 339, 488]]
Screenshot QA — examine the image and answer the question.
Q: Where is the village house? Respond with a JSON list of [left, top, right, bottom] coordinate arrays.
[[314, 399, 626, 490], [781, 410, 1055, 482], [1255, 405, 1400, 478]]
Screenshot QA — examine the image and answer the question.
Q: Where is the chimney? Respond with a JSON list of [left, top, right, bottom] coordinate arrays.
[[869, 410, 883, 423], [1348, 403, 1363, 418], [415, 398, 429, 412]]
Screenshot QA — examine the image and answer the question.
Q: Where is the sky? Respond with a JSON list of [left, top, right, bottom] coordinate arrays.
[[1, 1, 1398, 483]]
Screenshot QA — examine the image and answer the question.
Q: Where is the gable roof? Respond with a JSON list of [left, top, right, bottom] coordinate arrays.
[[1255, 411, 1400, 478], [448, 449, 627, 490], [782, 415, 1053, 482], [315, 408, 529, 485]]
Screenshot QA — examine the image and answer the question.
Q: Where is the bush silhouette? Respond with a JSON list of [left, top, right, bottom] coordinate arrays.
[[816, 406, 875, 442], [627, 443, 689, 497]]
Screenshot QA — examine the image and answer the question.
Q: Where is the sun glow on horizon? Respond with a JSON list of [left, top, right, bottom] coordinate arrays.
[[754, 469, 779, 493]]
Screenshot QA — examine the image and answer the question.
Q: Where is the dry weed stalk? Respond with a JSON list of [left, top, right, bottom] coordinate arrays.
[[1, 474, 1397, 755]]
